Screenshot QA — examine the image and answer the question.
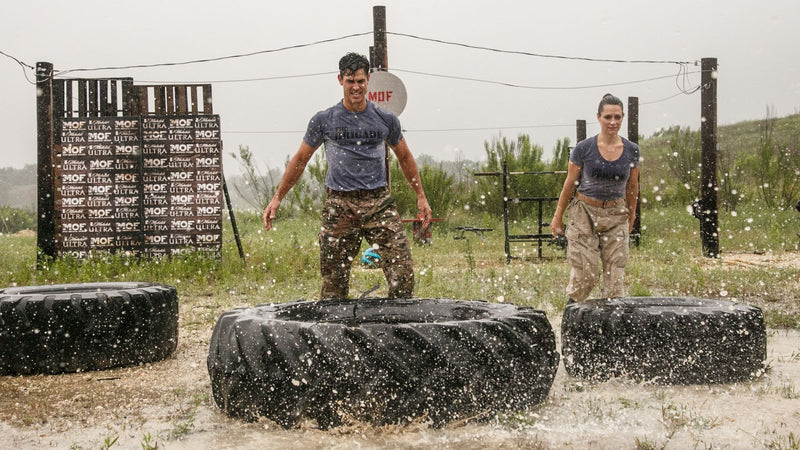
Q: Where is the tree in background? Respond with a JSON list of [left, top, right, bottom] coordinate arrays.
[[662, 126, 702, 207], [751, 107, 799, 209], [550, 137, 571, 171], [390, 159, 456, 219], [0, 206, 36, 233], [230, 145, 276, 210], [717, 142, 747, 211], [230, 144, 325, 218], [543, 137, 571, 197], [470, 134, 562, 219], [0, 164, 36, 210]]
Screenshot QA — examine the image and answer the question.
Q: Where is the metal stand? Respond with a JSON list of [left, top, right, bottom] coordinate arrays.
[[475, 161, 566, 262]]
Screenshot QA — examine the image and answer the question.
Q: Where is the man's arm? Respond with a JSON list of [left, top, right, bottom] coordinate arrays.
[[262, 141, 317, 230], [389, 137, 432, 228]]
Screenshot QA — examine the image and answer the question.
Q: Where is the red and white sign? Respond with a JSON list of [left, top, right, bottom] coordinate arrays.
[[368, 71, 407, 116]]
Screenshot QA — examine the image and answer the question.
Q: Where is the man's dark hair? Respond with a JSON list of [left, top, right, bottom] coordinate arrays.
[[339, 52, 370, 77], [597, 93, 624, 115]]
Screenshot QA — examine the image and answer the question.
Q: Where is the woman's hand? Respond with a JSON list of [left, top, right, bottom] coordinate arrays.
[[550, 215, 565, 237]]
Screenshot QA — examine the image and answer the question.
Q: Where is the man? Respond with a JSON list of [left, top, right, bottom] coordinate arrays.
[[262, 52, 432, 299]]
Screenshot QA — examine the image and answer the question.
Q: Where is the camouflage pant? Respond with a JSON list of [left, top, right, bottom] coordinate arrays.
[[565, 198, 630, 301], [319, 187, 413, 299]]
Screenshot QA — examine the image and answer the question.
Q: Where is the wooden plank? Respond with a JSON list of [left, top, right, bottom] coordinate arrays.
[[176, 85, 188, 115], [202, 84, 213, 114], [65, 80, 74, 118], [88, 80, 98, 116], [52, 80, 64, 137], [109, 80, 118, 116], [122, 79, 135, 115], [137, 86, 149, 116], [166, 86, 175, 115], [190, 86, 199, 114], [78, 80, 87, 117], [154, 86, 165, 115], [99, 80, 109, 116]]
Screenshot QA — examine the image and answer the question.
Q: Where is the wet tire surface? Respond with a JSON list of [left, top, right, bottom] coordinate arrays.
[[561, 297, 766, 383], [207, 298, 560, 428], [0, 282, 179, 375]]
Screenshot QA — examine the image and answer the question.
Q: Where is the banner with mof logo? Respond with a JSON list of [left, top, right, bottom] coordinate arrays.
[[54, 115, 223, 258]]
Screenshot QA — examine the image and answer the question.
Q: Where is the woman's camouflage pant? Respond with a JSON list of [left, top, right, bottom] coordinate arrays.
[[564, 198, 631, 301]]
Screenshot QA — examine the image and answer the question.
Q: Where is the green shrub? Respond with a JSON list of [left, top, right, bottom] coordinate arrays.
[[0, 206, 36, 234]]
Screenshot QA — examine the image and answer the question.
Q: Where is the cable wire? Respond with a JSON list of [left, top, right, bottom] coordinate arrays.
[[52, 30, 697, 77], [54, 32, 373, 76], [387, 31, 695, 65], [404, 123, 577, 133], [223, 123, 580, 135], [0, 49, 37, 84], [393, 68, 698, 90], [5, 31, 703, 116], [136, 71, 336, 85], [225, 130, 305, 135], [642, 90, 696, 105], [135, 65, 699, 94]]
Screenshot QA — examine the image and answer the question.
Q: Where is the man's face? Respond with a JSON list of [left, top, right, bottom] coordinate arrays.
[[338, 69, 370, 108]]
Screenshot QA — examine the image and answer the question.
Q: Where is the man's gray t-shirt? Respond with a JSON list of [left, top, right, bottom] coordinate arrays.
[[304, 101, 403, 191], [570, 135, 640, 201]]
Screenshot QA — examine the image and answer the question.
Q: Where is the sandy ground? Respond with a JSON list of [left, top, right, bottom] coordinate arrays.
[[715, 250, 800, 271], [2, 313, 798, 450], [1, 249, 798, 449]]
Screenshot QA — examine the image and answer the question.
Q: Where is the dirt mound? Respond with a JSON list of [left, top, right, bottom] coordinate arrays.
[[719, 251, 800, 270]]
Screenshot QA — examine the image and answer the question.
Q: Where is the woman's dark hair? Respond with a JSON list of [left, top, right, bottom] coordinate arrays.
[[597, 93, 624, 115], [339, 52, 371, 77]]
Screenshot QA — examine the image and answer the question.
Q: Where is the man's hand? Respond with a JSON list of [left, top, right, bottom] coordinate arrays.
[[417, 197, 433, 229], [262, 199, 280, 231]]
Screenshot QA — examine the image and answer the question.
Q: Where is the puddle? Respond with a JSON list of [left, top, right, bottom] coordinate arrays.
[[2, 327, 798, 449]]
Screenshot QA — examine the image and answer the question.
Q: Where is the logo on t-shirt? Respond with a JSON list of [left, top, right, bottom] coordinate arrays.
[[334, 127, 385, 142], [591, 165, 626, 181]]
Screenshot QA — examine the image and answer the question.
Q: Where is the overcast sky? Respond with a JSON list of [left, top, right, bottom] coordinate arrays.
[[2, 0, 798, 174]]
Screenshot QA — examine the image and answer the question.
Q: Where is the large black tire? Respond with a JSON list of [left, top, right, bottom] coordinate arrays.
[[561, 297, 766, 384], [0, 282, 178, 375], [207, 298, 559, 428]]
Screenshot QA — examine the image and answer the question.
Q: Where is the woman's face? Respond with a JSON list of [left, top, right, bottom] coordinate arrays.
[[597, 105, 624, 136]]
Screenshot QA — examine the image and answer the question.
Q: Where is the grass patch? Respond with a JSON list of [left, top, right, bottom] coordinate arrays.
[[0, 206, 797, 328]]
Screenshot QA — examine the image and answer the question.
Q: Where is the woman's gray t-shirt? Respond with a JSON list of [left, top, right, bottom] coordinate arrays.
[[570, 135, 640, 201], [304, 101, 403, 191]]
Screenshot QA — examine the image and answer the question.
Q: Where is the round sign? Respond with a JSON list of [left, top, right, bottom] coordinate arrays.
[[368, 71, 407, 116]]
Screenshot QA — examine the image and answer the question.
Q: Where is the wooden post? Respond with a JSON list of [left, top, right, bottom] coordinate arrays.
[[627, 96, 641, 246], [372, 6, 388, 71], [36, 62, 56, 263], [627, 97, 639, 144], [502, 161, 511, 263], [576, 119, 586, 143], [372, 5, 391, 188], [700, 57, 719, 257]]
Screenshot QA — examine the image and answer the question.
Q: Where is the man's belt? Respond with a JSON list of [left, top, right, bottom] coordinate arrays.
[[326, 186, 389, 199]]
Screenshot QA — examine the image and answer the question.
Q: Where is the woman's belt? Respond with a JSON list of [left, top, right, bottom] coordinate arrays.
[[575, 192, 625, 208]]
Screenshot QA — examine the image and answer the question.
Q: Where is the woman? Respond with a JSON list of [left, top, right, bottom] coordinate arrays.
[[550, 93, 640, 302]]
